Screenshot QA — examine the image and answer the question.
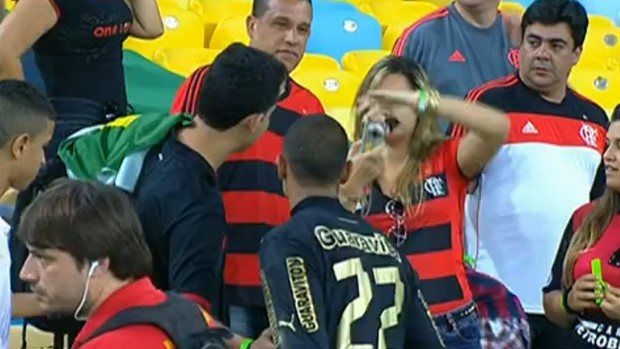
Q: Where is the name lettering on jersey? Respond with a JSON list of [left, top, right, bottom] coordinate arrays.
[[313, 226, 401, 263], [575, 319, 620, 348], [580, 123, 599, 148], [285, 257, 319, 333], [93, 22, 132, 38], [261, 271, 282, 346]]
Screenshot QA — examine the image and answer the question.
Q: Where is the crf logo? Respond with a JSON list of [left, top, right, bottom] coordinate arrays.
[[579, 124, 598, 147], [423, 174, 448, 199]]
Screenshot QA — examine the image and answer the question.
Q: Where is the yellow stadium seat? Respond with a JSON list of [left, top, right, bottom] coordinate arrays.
[[5, 0, 15, 11], [569, 68, 620, 114], [582, 26, 620, 65], [209, 16, 250, 49], [188, 0, 252, 46], [589, 15, 615, 29], [383, 20, 415, 51], [10, 325, 54, 349], [291, 68, 362, 135], [421, 0, 452, 7], [0, 188, 17, 205], [360, 0, 438, 29], [294, 54, 341, 73], [498, 2, 525, 16], [153, 47, 221, 77], [342, 50, 389, 75], [124, 6, 204, 60]]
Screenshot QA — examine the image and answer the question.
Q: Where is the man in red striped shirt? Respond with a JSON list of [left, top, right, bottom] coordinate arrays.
[[171, 0, 324, 339]]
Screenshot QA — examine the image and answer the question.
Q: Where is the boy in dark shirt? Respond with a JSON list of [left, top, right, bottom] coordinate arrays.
[[259, 115, 445, 349]]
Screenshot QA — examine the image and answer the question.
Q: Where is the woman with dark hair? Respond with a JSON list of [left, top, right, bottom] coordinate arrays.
[[339, 55, 511, 348], [543, 104, 620, 348]]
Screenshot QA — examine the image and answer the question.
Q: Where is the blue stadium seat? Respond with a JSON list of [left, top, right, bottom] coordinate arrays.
[[313, 0, 358, 12], [306, 7, 382, 62]]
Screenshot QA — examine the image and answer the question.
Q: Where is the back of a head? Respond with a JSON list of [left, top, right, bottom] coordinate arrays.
[[18, 179, 152, 280], [0, 80, 55, 148], [522, 0, 588, 48], [198, 43, 288, 131], [283, 115, 349, 186]]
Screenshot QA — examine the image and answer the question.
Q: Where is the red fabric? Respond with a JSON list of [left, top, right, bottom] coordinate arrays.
[[73, 278, 171, 349]]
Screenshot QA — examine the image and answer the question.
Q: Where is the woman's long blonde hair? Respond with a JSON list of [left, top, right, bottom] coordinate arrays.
[[353, 56, 446, 208], [562, 106, 620, 288]]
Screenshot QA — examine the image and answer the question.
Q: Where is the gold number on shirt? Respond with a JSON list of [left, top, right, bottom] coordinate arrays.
[[332, 258, 405, 349]]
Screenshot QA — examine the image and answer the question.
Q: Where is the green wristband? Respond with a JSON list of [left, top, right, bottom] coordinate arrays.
[[417, 89, 430, 114], [240, 339, 254, 349]]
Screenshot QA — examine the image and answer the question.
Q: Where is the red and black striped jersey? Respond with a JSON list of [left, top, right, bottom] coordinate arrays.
[[171, 65, 324, 307], [363, 139, 472, 315]]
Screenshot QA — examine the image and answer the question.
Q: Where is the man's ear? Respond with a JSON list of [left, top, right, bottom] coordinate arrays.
[[11, 134, 30, 161], [341, 160, 352, 184], [244, 113, 265, 134], [246, 15, 257, 38], [276, 154, 287, 181]]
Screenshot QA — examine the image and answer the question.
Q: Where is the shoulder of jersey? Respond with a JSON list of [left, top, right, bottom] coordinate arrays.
[[466, 73, 519, 102], [571, 89, 610, 128], [400, 7, 451, 39], [572, 200, 597, 229], [289, 78, 321, 101]]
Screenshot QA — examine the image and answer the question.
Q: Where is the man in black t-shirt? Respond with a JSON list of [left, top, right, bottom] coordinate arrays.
[[260, 115, 444, 349]]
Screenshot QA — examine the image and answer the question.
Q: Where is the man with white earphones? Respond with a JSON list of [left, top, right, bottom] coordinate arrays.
[[16, 180, 271, 349]]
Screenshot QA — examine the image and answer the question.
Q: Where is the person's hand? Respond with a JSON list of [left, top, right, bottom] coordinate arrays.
[[348, 140, 385, 187], [567, 274, 599, 312], [367, 90, 420, 107], [502, 13, 522, 47], [249, 328, 276, 349], [601, 284, 620, 321]]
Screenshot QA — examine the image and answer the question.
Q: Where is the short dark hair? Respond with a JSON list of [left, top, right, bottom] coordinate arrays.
[[18, 179, 152, 281], [613, 104, 620, 122], [252, 0, 312, 17], [283, 115, 348, 186], [0, 80, 55, 147], [197, 43, 288, 131], [521, 0, 589, 49]]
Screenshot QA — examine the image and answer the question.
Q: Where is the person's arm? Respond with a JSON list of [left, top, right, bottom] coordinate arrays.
[[167, 200, 225, 313], [542, 214, 578, 327], [125, 0, 163, 39], [403, 265, 445, 348], [260, 230, 329, 349], [438, 97, 510, 179], [367, 90, 510, 179], [0, 0, 58, 80]]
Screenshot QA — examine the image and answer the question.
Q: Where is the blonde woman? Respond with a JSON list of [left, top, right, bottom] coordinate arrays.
[[543, 105, 620, 348], [340, 56, 509, 348]]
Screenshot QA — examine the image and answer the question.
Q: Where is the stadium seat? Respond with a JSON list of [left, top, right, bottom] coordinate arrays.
[[421, 0, 452, 7], [209, 16, 250, 49], [383, 20, 415, 51], [294, 54, 341, 73], [569, 68, 620, 115], [342, 50, 389, 75], [498, 1, 525, 16], [307, 7, 382, 62], [314, 0, 359, 12], [291, 67, 362, 136], [124, 5, 204, 60], [153, 47, 221, 77], [582, 26, 620, 67], [589, 15, 615, 29], [188, 0, 252, 46], [359, 0, 438, 29], [5, 0, 15, 11]]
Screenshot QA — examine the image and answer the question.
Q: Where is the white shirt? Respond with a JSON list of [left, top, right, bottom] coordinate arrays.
[[0, 217, 11, 349]]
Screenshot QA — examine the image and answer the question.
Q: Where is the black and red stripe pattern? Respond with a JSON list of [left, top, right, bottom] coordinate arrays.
[[170, 65, 325, 307]]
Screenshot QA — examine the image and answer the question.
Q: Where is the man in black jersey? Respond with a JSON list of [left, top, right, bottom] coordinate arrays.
[[259, 115, 444, 349]]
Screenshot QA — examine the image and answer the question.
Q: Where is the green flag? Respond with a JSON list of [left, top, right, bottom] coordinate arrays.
[[58, 113, 193, 192]]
